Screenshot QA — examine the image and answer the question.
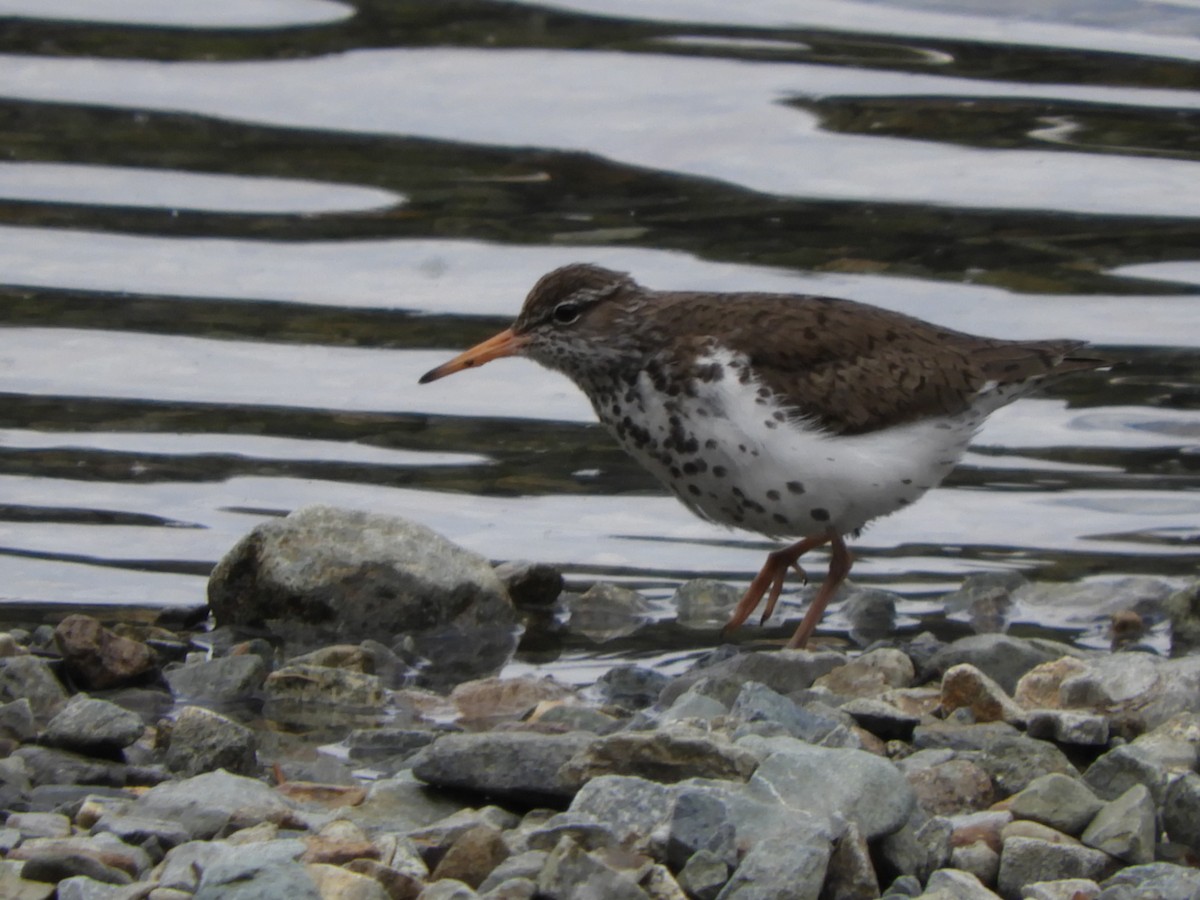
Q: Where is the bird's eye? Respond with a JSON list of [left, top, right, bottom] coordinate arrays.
[[552, 301, 581, 324]]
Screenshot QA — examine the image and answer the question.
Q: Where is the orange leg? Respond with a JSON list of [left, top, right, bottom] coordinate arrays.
[[722, 532, 832, 636], [786, 532, 852, 649]]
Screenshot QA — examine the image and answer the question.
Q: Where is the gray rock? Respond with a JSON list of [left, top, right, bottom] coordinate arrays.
[[1008, 773, 1104, 836], [132, 770, 299, 840], [660, 650, 845, 707], [672, 579, 740, 628], [823, 820, 880, 899], [163, 655, 267, 704], [0, 656, 68, 719], [412, 731, 596, 803], [90, 811, 192, 853], [164, 706, 258, 777], [883, 874, 924, 897], [346, 727, 437, 763], [843, 586, 900, 647], [942, 570, 1026, 635], [569, 775, 677, 848], [1098, 862, 1200, 899], [1162, 771, 1200, 851], [478, 850, 548, 893], [926, 634, 1067, 695], [1080, 784, 1156, 864], [341, 773, 467, 836], [878, 812, 952, 883], [743, 737, 915, 839], [1021, 879, 1101, 900], [593, 665, 670, 710], [917, 868, 1000, 899], [1083, 743, 1170, 804], [54, 876, 137, 900], [1165, 579, 1200, 657], [948, 840, 1000, 889], [904, 756, 995, 817], [0, 698, 37, 742], [996, 837, 1113, 899], [208, 505, 520, 689], [1025, 710, 1109, 747], [6, 812, 70, 839], [13, 746, 129, 788], [534, 704, 621, 734], [493, 560, 563, 609], [18, 852, 132, 885], [537, 836, 648, 899], [521, 813, 617, 853], [561, 730, 757, 788], [420, 880, 480, 900], [263, 664, 385, 707], [666, 790, 738, 869], [1059, 653, 1161, 710], [729, 681, 823, 740], [194, 857, 320, 900], [913, 726, 1074, 796], [678, 850, 729, 900], [716, 832, 830, 900]]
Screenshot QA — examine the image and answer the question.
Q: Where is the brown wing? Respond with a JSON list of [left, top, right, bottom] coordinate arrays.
[[652, 292, 1099, 435]]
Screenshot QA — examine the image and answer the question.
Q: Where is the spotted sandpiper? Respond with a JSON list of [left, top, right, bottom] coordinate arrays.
[[420, 264, 1104, 648]]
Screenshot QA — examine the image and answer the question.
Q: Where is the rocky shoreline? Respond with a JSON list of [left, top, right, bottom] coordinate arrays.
[[2, 504, 1200, 900]]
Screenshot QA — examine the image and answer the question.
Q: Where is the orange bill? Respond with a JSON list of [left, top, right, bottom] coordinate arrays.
[[418, 327, 529, 384]]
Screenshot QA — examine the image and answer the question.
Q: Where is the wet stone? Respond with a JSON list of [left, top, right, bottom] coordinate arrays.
[[671, 579, 740, 628], [1009, 773, 1104, 837], [1025, 709, 1109, 746], [493, 560, 564, 609], [592, 665, 669, 710], [163, 655, 268, 704], [0, 656, 68, 720], [1080, 784, 1156, 865], [163, 705, 258, 777], [53, 616, 156, 691], [563, 583, 652, 642], [927, 634, 1070, 695]]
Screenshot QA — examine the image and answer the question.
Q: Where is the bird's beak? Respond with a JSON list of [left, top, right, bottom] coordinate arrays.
[[418, 327, 529, 384]]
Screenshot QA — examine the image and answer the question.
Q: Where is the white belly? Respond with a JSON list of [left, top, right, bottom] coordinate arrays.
[[596, 351, 982, 539]]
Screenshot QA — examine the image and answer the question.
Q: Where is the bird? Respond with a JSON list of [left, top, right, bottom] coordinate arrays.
[[419, 263, 1104, 649]]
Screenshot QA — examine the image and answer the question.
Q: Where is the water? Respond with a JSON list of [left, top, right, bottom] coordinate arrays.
[[1, 0, 1197, 676]]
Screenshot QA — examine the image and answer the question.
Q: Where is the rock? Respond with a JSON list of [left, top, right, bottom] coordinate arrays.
[[842, 586, 900, 647], [207, 505, 520, 689], [53, 616, 156, 690], [659, 650, 844, 707], [561, 730, 757, 788], [412, 731, 596, 804], [878, 812, 951, 883], [927, 635, 1069, 695], [450, 675, 577, 722], [132, 770, 300, 840], [6, 812, 71, 839], [1013, 657, 1090, 709], [729, 681, 820, 739], [344, 858, 423, 900], [1098, 862, 1200, 899], [1079, 784, 1156, 865], [531, 703, 621, 734], [90, 811, 192, 853], [537, 836, 649, 899], [569, 775, 676, 849], [563, 583, 652, 641], [9, 832, 151, 882], [939, 664, 1024, 724], [522, 814, 616, 853], [675, 849, 728, 900], [1165, 580, 1200, 656], [163, 655, 268, 704], [948, 839, 1000, 889], [346, 727, 437, 766], [0, 697, 37, 742], [917, 868, 1000, 899], [264, 664, 386, 707], [905, 757, 995, 816], [1162, 771, 1200, 851], [664, 791, 737, 869], [342, 774, 467, 837], [744, 737, 915, 839], [593, 666, 670, 710], [306, 863, 390, 900], [913, 725, 1073, 796], [717, 833, 830, 900], [478, 850, 547, 893], [1024, 710, 1109, 746], [1082, 743, 1170, 804], [0, 860, 53, 900], [421, 879, 479, 900], [1020, 879, 1100, 900], [996, 837, 1113, 899], [40, 695, 145, 756], [942, 570, 1026, 635], [493, 560, 563, 609], [18, 853, 133, 886], [659, 685, 729, 725], [431, 825, 510, 889], [163, 706, 258, 777], [823, 820, 880, 899], [671, 579, 739, 628], [0, 656, 68, 719], [194, 856, 320, 900], [13, 746, 131, 789], [1008, 773, 1104, 836], [813, 648, 914, 698]]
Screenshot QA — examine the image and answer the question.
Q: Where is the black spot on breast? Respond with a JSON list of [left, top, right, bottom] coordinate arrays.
[[713, 465, 727, 478], [766, 490, 781, 502], [787, 481, 805, 494], [811, 508, 830, 522], [705, 439, 719, 450], [773, 513, 789, 525], [901, 478, 912, 485], [682, 462, 698, 475], [688, 484, 701, 496]]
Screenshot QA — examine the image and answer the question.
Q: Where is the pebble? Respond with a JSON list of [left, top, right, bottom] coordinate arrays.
[[0, 512, 1195, 900]]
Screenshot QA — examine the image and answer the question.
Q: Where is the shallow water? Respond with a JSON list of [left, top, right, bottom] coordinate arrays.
[[1, 0, 1197, 677]]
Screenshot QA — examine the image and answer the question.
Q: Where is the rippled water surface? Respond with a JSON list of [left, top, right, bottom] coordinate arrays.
[[1, 0, 1198, 676]]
